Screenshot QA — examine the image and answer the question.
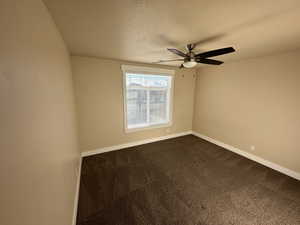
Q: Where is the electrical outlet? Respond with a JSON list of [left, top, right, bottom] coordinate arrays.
[[250, 145, 256, 151]]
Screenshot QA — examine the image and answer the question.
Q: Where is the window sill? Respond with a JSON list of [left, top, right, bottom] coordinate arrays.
[[125, 122, 172, 133]]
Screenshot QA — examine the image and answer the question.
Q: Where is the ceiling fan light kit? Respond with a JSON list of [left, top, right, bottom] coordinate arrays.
[[183, 59, 197, 68], [155, 43, 236, 69]]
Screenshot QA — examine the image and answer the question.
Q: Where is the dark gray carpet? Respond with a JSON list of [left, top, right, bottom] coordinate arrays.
[[77, 135, 300, 225]]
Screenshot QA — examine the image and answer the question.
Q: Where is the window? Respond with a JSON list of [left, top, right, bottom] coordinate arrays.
[[122, 65, 174, 132]]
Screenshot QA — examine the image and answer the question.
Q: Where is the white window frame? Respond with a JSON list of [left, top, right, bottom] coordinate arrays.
[[122, 65, 175, 133]]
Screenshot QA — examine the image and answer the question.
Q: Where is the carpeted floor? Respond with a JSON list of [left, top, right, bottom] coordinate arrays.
[[76, 135, 300, 225]]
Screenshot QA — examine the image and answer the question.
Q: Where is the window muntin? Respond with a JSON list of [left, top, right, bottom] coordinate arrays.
[[124, 72, 173, 132]]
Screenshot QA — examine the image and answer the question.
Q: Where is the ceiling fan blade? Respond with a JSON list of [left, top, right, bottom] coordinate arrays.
[[167, 48, 187, 58], [153, 59, 184, 63], [196, 58, 224, 65], [195, 47, 235, 58]]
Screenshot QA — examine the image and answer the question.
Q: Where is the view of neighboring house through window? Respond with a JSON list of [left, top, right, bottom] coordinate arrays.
[[123, 68, 173, 132]]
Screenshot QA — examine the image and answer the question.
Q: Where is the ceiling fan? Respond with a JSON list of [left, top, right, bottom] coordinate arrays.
[[155, 44, 235, 68]]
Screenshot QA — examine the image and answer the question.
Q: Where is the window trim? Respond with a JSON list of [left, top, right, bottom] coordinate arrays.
[[122, 65, 174, 133]]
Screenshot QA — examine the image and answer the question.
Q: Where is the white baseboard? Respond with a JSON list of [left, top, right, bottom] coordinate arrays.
[[72, 157, 82, 225], [74, 130, 299, 224], [79, 130, 299, 181], [81, 131, 193, 157], [192, 131, 300, 181]]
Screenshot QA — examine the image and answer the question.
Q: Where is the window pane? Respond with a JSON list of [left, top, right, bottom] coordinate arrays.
[[149, 90, 168, 124], [146, 75, 170, 88], [125, 72, 172, 130], [126, 73, 170, 88], [126, 89, 147, 127], [126, 74, 147, 87]]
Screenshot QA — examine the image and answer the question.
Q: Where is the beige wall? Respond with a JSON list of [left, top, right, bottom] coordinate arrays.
[[0, 1, 79, 225], [193, 51, 300, 173], [72, 56, 196, 151]]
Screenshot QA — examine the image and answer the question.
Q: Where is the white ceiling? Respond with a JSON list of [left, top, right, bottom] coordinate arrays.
[[44, 0, 300, 67]]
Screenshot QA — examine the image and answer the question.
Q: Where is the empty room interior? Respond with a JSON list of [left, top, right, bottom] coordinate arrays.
[[1, 0, 300, 225]]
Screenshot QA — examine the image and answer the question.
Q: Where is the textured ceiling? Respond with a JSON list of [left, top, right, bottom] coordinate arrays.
[[44, 0, 300, 66]]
